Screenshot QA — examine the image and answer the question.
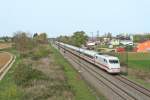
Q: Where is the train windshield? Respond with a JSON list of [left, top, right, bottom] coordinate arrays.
[[109, 60, 119, 64]]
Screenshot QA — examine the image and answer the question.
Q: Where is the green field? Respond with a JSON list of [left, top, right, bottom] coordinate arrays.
[[127, 52, 150, 60], [128, 60, 150, 71], [114, 52, 150, 89], [110, 52, 150, 71], [127, 53, 150, 71]]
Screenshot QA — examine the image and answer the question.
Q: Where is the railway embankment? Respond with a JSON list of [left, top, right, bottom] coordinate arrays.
[[107, 52, 150, 89], [56, 42, 150, 100]]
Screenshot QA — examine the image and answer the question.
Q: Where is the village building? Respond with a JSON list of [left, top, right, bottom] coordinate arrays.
[[109, 39, 120, 46], [137, 40, 150, 52], [120, 40, 133, 46]]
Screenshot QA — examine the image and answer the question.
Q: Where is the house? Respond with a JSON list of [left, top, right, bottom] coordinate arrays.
[[103, 37, 110, 43], [137, 40, 150, 52], [120, 40, 133, 46], [86, 41, 96, 49], [86, 41, 96, 46], [109, 39, 120, 45]]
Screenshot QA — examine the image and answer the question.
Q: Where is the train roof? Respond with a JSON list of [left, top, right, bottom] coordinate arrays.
[[58, 42, 119, 60], [96, 54, 119, 60], [82, 50, 98, 56]]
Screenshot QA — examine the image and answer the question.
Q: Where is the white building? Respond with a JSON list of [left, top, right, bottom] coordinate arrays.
[[110, 39, 120, 45], [120, 40, 133, 46], [86, 41, 96, 46]]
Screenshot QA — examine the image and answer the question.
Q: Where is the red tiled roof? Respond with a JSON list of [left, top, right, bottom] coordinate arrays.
[[137, 40, 150, 52]]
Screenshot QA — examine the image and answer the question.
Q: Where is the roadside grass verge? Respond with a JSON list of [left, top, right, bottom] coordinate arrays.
[[50, 45, 106, 100]]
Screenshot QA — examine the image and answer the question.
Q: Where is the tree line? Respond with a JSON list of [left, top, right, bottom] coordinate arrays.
[[133, 33, 150, 42], [57, 31, 88, 47], [13, 31, 48, 53]]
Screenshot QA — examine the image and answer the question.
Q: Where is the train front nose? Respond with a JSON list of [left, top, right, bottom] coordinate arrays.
[[109, 64, 120, 73]]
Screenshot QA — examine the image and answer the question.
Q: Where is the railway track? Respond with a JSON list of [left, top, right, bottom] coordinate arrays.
[[115, 75, 150, 97], [55, 44, 150, 100], [67, 52, 134, 100]]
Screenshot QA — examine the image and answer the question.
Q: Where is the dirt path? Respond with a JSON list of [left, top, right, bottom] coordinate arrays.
[[0, 52, 11, 69]]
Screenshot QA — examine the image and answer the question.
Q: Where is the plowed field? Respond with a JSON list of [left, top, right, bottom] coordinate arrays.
[[0, 43, 12, 49], [0, 52, 11, 69]]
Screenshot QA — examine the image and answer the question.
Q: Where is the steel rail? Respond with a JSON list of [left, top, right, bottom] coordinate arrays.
[[56, 44, 135, 100], [55, 43, 150, 100], [115, 75, 150, 97], [66, 50, 136, 100]]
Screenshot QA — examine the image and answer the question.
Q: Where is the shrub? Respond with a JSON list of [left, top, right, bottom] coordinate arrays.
[[13, 62, 48, 87], [32, 46, 51, 60], [20, 51, 33, 58], [125, 45, 133, 51]]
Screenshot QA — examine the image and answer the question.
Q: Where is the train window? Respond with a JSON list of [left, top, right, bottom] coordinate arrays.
[[83, 53, 94, 59], [109, 60, 118, 64], [103, 59, 107, 63]]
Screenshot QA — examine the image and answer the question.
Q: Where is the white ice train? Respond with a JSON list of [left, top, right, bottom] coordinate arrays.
[[56, 42, 120, 73]]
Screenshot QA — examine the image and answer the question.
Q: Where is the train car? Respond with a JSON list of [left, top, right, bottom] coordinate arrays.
[[94, 54, 120, 73], [56, 42, 120, 73]]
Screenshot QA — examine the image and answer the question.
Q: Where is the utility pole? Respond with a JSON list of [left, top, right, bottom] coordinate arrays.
[[126, 50, 128, 75], [91, 32, 94, 42], [97, 30, 100, 41]]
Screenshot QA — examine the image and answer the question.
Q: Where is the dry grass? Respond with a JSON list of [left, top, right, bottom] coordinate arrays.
[[0, 52, 11, 69], [21, 56, 74, 100], [0, 43, 12, 49], [127, 68, 150, 89], [128, 68, 150, 81]]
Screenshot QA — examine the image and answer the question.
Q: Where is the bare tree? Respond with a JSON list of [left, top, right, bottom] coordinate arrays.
[[13, 31, 33, 53]]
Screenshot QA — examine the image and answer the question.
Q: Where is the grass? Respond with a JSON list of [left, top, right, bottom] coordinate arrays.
[[0, 53, 23, 100], [127, 75, 150, 89], [128, 60, 150, 71], [109, 52, 150, 71], [0, 43, 12, 49], [13, 62, 48, 87], [114, 52, 150, 89], [105, 52, 150, 89], [127, 52, 150, 60], [0, 44, 105, 100], [50, 45, 106, 100], [127, 60, 150, 89], [31, 45, 51, 60]]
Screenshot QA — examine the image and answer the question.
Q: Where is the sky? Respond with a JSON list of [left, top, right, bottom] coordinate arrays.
[[0, 0, 150, 37]]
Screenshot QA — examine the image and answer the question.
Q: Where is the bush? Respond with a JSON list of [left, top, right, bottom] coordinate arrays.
[[13, 32, 34, 52], [32, 46, 51, 60], [125, 45, 133, 51], [13, 62, 48, 87], [20, 51, 33, 58]]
